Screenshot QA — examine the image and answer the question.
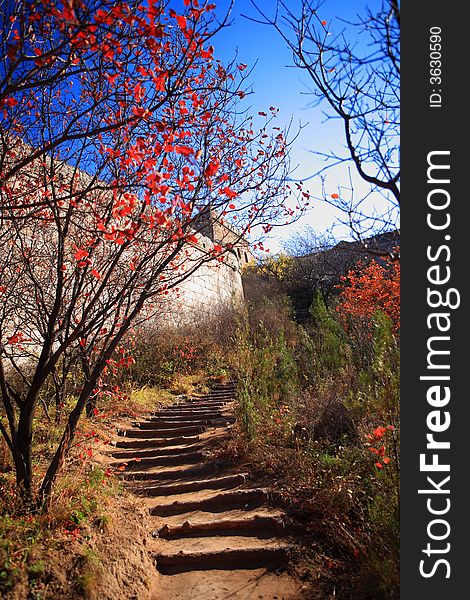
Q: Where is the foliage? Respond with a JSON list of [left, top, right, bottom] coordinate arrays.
[[336, 258, 400, 335], [0, 3, 401, 596], [308, 291, 350, 374], [254, 253, 294, 282], [0, 455, 118, 597], [125, 313, 234, 389], [223, 273, 400, 598], [232, 297, 298, 433], [0, 0, 307, 505], [0, 253, 400, 597]]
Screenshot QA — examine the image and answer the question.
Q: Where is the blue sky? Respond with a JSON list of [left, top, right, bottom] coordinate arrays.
[[201, 0, 395, 252]]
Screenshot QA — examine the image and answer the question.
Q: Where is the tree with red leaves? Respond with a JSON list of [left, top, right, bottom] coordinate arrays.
[[336, 258, 400, 335], [0, 0, 304, 505]]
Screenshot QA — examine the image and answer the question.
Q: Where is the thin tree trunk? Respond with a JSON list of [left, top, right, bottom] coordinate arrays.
[[38, 384, 91, 507], [39, 319, 135, 505], [14, 409, 34, 504]]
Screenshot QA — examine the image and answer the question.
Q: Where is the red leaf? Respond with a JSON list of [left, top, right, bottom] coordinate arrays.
[[105, 73, 119, 85], [133, 82, 145, 102], [132, 106, 151, 121], [204, 159, 220, 179], [7, 332, 23, 345], [176, 15, 187, 29], [373, 427, 387, 439], [74, 248, 89, 261], [222, 187, 237, 199], [174, 145, 194, 156], [331, 193, 339, 199], [154, 211, 168, 225]]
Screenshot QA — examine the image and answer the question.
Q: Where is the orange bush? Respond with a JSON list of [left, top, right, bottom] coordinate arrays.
[[336, 258, 400, 333]]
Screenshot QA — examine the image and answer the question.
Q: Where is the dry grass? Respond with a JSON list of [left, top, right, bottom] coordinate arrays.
[[216, 296, 400, 600], [220, 416, 399, 600]]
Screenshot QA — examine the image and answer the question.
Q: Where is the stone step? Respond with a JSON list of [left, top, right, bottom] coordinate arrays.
[[121, 461, 231, 482], [116, 450, 204, 469], [154, 543, 291, 574], [134, 473, 248, 497], [114, 386, 299, 582], [153, 407, 227, 415], [192, 391, 234, 396], [159, 402, 228, 411], [154, 513, 286, 539], [132, 417, 233, 430], [149, 488, 269, 517], [151, 408, 225, 416], [150, 411, 226, 419], [155, 507, 286, 528], [111, 442, 205, 459], [133, 420, 210, 429], [191, 392, 235, 402], [196, 391, 235, 402], [117, 425, 205, 438], [113, 435, 201, 449]]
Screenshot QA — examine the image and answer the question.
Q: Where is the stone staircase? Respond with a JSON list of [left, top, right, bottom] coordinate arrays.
[[112, 382, 302, 599]]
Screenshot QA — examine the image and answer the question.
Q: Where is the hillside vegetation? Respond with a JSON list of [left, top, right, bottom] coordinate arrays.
[[1, 256, 399, 599]]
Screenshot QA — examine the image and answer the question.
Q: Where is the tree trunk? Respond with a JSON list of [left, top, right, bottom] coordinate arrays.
[[39, 326, 132, 505], [85, 396, 97, 418], [14, 410, 34, 505], [39, 393, 87, 507], [80, 353, 96, 418], [38, 303, 142, 505]]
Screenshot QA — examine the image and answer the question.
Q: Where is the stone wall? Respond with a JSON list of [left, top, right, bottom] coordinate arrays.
[[155, 233, 245, 325], [192, 204, 255, 269], [3, 143, 248, 329]]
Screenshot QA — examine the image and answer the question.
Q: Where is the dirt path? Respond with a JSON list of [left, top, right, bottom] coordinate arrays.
[[112, 382, 304, 600]]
